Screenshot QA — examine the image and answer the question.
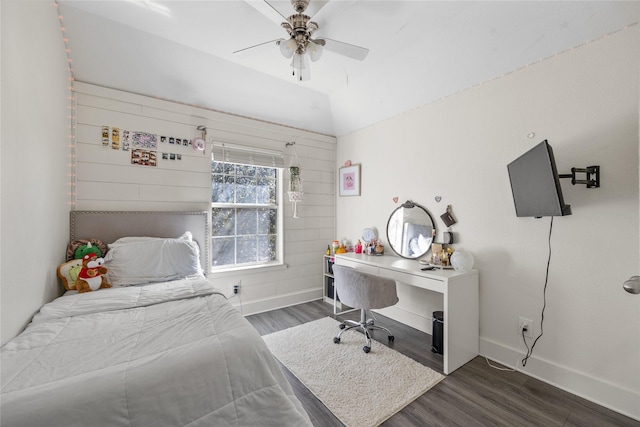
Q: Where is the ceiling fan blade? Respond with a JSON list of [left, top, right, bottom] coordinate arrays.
[[308, 0, 357, 24], [304, 0, 330, 18], [243, 0, 287, 26], [322, 38, 369, 61], [233, 39, 281, 58]]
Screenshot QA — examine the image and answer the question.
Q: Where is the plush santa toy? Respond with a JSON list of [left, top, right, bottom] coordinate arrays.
[[75, 252, 111, 293]]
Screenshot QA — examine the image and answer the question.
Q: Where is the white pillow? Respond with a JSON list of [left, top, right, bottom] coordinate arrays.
[[104, 236, 202, 287], [109, 231, 193, 247]]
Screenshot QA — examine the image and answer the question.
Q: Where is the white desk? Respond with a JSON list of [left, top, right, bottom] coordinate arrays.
[[334, 252, 479, 375]]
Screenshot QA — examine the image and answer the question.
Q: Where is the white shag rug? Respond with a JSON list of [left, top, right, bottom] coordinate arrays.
[[262, 317, 445, 427]]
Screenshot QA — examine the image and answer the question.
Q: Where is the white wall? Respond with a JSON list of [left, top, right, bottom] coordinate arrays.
[[1, 1, 71, 344], [337, 27, 639, 419], [73, 82, 336, 315]]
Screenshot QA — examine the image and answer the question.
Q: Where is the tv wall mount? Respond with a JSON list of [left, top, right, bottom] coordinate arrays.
[[559, 166, 600, 188]]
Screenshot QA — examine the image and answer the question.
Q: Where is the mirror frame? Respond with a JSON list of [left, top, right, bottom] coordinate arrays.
[[386, 200, 436, 259]]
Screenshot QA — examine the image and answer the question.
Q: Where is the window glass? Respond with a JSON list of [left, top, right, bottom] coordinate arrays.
[[211, 161, 279, 269]]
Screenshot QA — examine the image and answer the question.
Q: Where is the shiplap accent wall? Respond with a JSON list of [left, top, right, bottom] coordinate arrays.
[[74, 82, 336, 314]]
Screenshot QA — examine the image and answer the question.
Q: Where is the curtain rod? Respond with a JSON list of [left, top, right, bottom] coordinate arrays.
[[212, 142, 283, 157]]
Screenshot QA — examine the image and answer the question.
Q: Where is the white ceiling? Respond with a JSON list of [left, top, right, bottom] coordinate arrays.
[[58, 1, 639, 136]]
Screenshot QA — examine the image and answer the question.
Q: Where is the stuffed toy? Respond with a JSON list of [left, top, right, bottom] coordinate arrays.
[[66, 239, 107, 262], [73, 241, 103, 260], [75, 252, 111, 293], [57, 259, 83, 290]]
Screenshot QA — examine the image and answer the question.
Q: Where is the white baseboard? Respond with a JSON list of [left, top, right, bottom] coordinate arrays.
[[480, 337, 640, 422], [230, 288, 323, 317]]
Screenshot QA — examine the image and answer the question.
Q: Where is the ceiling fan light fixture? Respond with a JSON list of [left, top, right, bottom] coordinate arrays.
[[278, 38, 297, 59], [307, 40, 323, 62], [235, 0, 366, 81]]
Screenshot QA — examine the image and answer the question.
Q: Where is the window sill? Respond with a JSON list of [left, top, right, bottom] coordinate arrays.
[[209, 262, 287, 278]]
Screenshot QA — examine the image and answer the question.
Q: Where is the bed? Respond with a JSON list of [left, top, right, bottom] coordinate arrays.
[[1, 211, 312, 427]]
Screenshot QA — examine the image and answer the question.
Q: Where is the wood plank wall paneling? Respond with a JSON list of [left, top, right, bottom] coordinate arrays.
[[73, 82, 337, 314]]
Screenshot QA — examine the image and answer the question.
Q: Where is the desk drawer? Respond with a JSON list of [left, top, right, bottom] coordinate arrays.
[[335, 258, 378, 275], [378, 268, 445, 293]]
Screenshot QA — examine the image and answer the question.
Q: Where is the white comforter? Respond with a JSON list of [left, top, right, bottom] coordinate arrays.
[[1, 277, 312, 426]]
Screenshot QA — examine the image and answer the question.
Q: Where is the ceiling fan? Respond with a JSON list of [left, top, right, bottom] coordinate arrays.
[[234, 0, 369, 81]]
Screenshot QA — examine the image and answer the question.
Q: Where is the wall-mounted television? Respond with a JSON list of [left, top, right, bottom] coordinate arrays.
[[507, 140, 572, 218]]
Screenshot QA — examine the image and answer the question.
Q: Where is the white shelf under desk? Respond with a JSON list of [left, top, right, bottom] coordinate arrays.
[[334, 252, 479, 375]]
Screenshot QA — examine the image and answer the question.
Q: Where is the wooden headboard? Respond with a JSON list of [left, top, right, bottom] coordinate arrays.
[[70, 211, 210, 275]]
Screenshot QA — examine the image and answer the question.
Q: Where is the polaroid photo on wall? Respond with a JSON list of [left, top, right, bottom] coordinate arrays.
[[102, 126, 109, 147], [111, 127, 120, 150], [122, 130, 130, 151]]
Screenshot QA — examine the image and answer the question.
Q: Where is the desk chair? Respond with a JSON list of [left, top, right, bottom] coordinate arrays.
[[332, 264, 399, 353]]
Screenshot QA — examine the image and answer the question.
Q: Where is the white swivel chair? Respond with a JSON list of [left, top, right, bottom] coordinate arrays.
[[332, 264, 399, 353]]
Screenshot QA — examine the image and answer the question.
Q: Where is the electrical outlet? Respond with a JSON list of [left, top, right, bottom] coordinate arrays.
[[233, 281, 240, 294], [518, 316, 533, 339]]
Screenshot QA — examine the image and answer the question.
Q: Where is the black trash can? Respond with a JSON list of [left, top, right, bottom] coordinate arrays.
[[431, 311, 444, 354]]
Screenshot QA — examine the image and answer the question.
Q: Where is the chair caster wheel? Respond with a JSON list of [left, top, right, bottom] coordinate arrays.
[[334, 337, 340, 344], [388, 335, 395, 342], [339, 323, 346, 329], [363, 346, 371, 353]]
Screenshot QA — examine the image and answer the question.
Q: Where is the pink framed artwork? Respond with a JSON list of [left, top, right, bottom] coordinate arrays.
[[339, 164, 361, 196]]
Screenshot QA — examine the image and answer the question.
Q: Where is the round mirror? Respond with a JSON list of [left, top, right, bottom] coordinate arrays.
[[386, 200, 436, 259]]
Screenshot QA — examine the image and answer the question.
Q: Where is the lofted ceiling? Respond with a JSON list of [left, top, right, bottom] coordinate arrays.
[[58, 1, 639, 136]]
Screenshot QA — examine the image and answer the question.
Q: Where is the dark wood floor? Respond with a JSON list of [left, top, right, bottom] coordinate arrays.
[[247, 300, 639, 427]]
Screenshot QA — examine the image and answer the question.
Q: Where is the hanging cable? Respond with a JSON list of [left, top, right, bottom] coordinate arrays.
[[521, 216, 553, 367]]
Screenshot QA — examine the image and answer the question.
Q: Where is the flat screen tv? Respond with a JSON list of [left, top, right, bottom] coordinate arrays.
[[507, 140, 572, 217]]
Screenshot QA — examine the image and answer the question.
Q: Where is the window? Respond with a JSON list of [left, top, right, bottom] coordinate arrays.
[[210, 146, 283, 270]]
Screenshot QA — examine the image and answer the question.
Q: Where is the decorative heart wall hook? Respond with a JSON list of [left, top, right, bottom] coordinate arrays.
[[393, 197, 399, 203], [435, 196, 442, 203]]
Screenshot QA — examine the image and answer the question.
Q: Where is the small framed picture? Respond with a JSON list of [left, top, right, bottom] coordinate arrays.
[[339, 164, 361, 196]]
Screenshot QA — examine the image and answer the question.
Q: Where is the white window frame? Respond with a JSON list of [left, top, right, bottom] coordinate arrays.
[[210, 147, 284, 273]]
